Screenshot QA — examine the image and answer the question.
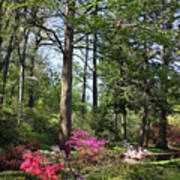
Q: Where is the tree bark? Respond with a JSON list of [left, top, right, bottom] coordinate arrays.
[[81, 35, 89, 115], [93, 4, 98, 111], [59, 0, 74, 149], [18, 30, 29, 118], [28, 56, 35, 108], [0, 35, 14, 108], [156, 5, 175, 149], [139, 99, 148, 146], [139, 37, 149, 147], [156, 103, 168, 148], [145, 118, 150, 148], [156, 46, 169, 149], [0, 10, 19, 108], [28, 32, 41, 108], [18, 63, 25, 118]]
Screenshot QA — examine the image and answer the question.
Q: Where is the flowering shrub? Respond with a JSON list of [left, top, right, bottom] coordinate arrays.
[[66, 130, 106, 162], [0, 145, 27, 172], [39, 146, 85, 179], [20, 151, 65, 180], [39, 146, 66, 165]]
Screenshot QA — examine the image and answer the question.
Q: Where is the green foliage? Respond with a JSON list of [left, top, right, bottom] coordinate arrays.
[[123, 160, 180, 180], [0, 110, 18, 146], [72, 110, 120, 145], [0, 171, 41, 180], [12, 132, 40, 151], [0, 2, 180, 179], [0, 107, 58, 150]]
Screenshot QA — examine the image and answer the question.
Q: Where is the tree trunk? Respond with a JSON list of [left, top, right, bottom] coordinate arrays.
[[28, 56, 35, 107], [156, 103, 168, 148], [93, 4, 98, 111], [139, 99, 148, 146], [156, 46, 169, 149], [145, 118, 150, 148], [0, 11, 19, 108], [0, 35, 14, 108], [18, 30, 29, 119], [81, 35, 88, 115], [114, 110, 118, 132], [156, 6, 175, 149], [59, 0, 74, 149], [28, 32, 41, 108], [139, 38, 149, 146], [121, 107, 127, 140], [18, 63, 24, 118]]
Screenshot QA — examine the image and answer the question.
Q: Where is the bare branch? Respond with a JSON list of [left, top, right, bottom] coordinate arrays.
[[34, 23, 65, 55]]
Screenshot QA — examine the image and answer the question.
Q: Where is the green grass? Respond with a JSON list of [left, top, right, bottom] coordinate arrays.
[[119, 158, 180, 180], [148, 147, 174, 153], [0, 171, 40, 180], [84, 158, 180, 180]]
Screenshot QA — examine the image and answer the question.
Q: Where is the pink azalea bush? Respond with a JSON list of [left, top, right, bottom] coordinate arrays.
[[20, 151, 65, 180], [66, 130, 106, 162]]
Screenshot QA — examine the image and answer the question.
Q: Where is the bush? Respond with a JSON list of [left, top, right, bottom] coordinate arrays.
[[0, 111, 18, 146], [0, 145, 27, 172], [13, 133, 40, 151], [20, 151, 65, 180]]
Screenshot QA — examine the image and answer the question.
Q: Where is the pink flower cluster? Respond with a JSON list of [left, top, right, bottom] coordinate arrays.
[[66, 130, 106, 161], [20, 151, 65, 180]]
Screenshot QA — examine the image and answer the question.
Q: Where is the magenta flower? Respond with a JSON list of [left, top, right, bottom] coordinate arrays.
[[20, 151, 65, 180], [65, 129, 106, 162]]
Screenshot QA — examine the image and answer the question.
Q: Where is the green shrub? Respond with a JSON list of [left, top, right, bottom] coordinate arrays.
[[0, 111, 18, 146], [12, 132, 40, 151]]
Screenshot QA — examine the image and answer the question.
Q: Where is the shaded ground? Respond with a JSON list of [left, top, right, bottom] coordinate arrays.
[[147, 145, 180, 161]]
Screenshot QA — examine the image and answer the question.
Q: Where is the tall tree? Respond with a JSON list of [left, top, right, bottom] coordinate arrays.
[[59, 0, 75, 149], [92, 2, 98, 110], [17, 29, 29, 118], [0, 9, 19, 108], [28, 32, 42, 108], [155, 1, 179, 148], [81, 35, 89, 115]]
